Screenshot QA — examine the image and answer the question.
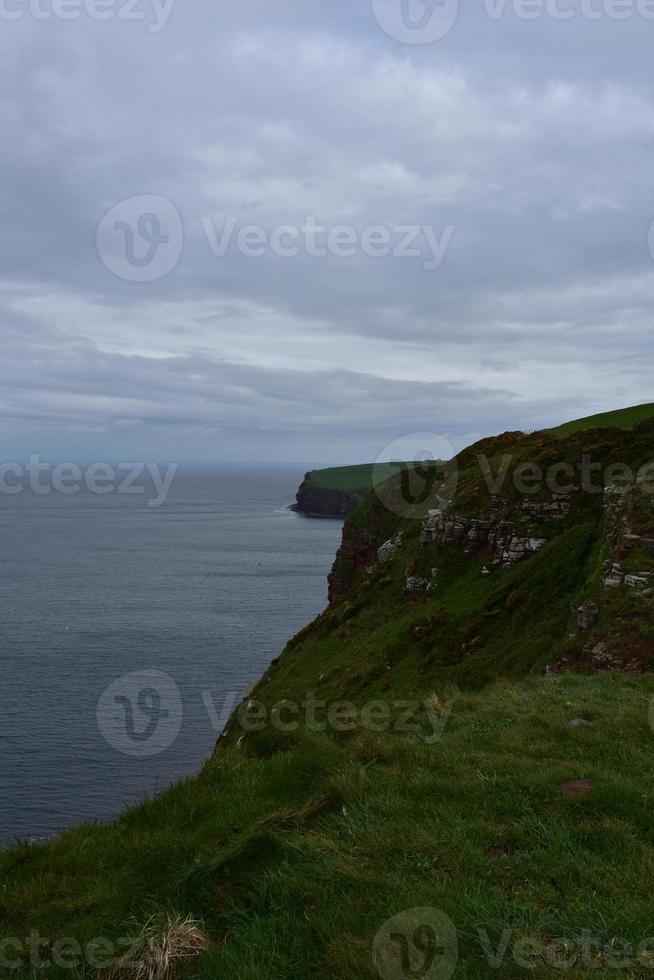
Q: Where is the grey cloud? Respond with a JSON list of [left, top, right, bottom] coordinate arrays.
[[0, 2, 652, 463]]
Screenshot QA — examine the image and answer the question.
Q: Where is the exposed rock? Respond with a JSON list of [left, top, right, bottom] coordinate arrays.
[[575, 600, 598, 630], [328, 525, 380, 602], [599, 483, 654, 596], [466, 519, 492, 547], [549, 637, 645, 676], [624, 573, 650, 589], [378, 535, 402, 563], [603, 484, 627, 516], [405, 575, 429, 593], [421, 507, 546, 569], [292, 471, 362, 518], [604, 565, 623, 589], [522, 494, 572, 521], [420, 508, 474, 546], [491, 531, 546, 567], [590, 642, 625, 671], [567, 718, 591, 727]]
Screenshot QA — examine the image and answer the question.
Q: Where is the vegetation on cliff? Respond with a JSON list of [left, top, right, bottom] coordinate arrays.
[[293, 462, 442, 518], [554, 402, 654, 438], [3, 407, 654, 978], [3, 674, 654, 978]]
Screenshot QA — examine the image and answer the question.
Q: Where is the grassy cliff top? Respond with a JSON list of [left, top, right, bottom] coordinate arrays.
[[307, 461, 429, 493], [309, 403, 654, 497], [555, 401, 654, 437]]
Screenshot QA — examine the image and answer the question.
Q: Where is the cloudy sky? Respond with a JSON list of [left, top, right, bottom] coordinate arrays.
[[1, 0, 653, 465]]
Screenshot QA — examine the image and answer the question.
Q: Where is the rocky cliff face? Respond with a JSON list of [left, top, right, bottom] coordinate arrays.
[[327, 487, 404, 600], [548, 480, 654, 674], [327, 521, 379, 601], [321, 419, 654, 678], [292, 471, 362, 518]]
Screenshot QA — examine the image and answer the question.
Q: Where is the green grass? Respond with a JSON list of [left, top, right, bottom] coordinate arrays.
[[308, 403, 654, 497], [308, 461, 444, 494], [2, 675, 654, 978], [4, 409, 654, 978], [312, 403, 654, 495], [262, 505, 604, 707], [306, 463, 391, 493], [555, 402, 654, 437]]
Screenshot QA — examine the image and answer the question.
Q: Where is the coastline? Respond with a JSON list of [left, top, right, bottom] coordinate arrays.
[[291, 469, 364, 519]]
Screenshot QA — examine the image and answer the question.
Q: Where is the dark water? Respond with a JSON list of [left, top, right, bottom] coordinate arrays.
[[0, 470, 343, 848]]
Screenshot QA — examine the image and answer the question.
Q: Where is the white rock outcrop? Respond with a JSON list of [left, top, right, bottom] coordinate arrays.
[[378, 535, 402, 563]]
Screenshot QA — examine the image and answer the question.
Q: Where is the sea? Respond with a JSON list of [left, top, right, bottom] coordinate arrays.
[[0, 469, 343, 848]]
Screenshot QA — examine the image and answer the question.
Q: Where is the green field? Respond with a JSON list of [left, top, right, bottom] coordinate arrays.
[[555, 401, 654, 437], [308, 461, 437, 493]]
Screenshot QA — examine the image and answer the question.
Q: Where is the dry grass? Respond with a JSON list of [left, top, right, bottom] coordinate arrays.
[[423, 692, 444, 715], [103, 914, 211, 980]]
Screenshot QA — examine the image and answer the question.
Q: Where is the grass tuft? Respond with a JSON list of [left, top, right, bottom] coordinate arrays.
[[102, 914, 210, 980]]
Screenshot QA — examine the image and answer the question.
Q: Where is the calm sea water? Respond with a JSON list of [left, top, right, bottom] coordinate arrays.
[[0, 470, 343, 848]]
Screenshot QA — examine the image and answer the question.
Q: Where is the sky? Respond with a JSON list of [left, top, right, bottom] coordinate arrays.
[[1, 0, 653, 466]]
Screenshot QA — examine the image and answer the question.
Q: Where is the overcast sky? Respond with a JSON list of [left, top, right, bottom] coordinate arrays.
[[1, 0, 652, 465]]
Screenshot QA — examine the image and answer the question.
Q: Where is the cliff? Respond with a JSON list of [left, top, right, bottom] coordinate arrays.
[[253, 414, 654, 705], [291, 470, 363, 518], [4, 404, 654, 979], [291, 459, 446, 519]]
